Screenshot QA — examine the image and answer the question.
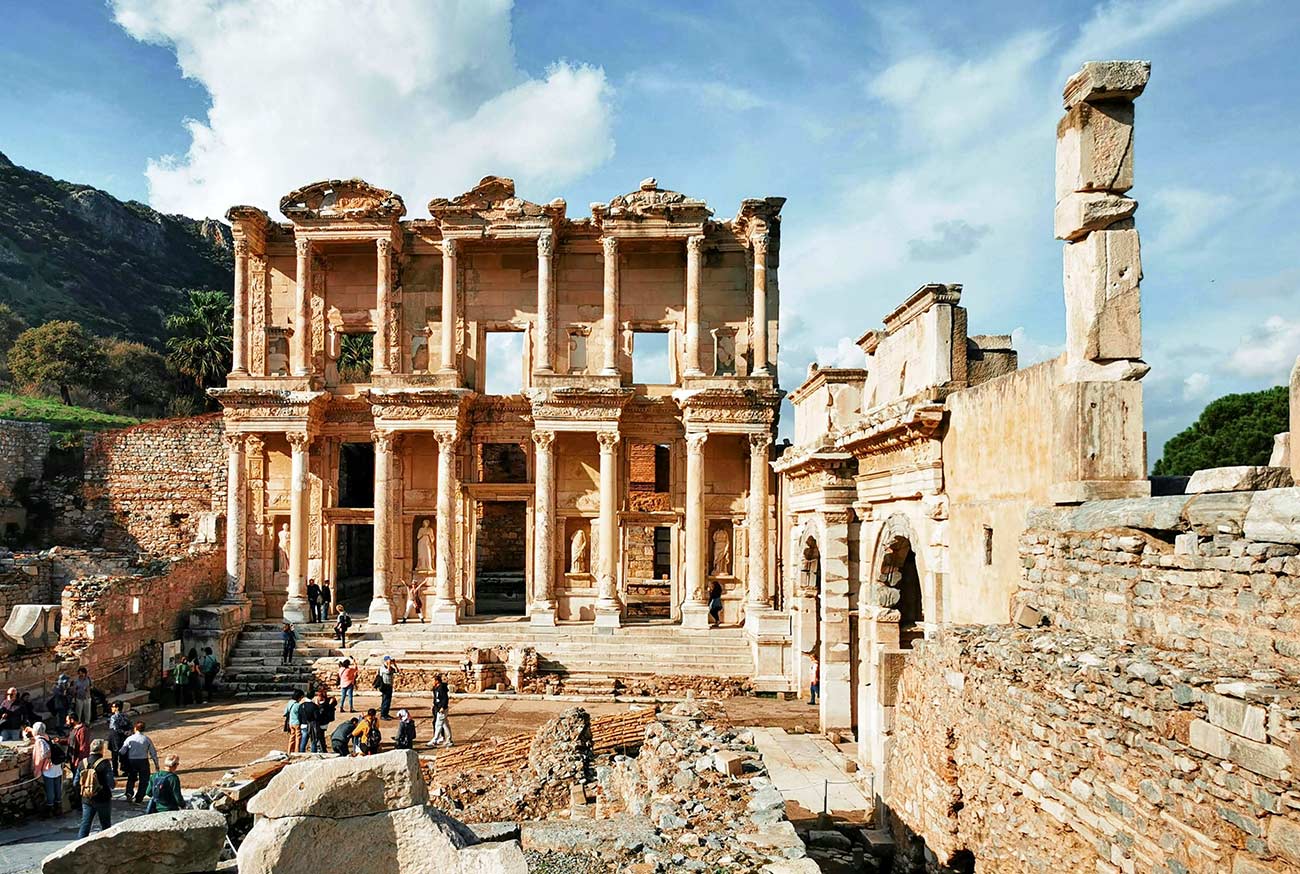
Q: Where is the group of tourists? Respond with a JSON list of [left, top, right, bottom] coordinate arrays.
[[279, 603, 354, 667], [305, 578, 333, 623], [163, 647, 221, 706]]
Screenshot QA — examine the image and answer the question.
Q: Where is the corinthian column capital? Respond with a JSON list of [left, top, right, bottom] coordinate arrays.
[[596, 430, 620, 451], [601, 236, 619, 258], [295, 237, 311, 257], [532, 429, 556, 449], [750, 232, 769, 256], [286, 432, 312, 452], [233, 239, 250, 258], [686, 234, 706, 254], [442, 238, 460, 258], [376, 237, 391, 256], [537, 230, 555, 257], [686, 432, 709, 455]]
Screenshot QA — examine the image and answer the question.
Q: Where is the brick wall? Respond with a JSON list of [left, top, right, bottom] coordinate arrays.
[[0, 420, 49, 503], [474, 502, 526, 572], [82, 414, 226, 557]]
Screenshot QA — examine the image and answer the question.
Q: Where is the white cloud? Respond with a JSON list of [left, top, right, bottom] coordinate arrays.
[[1182, 370, 1210, 400], [1060, 0, 1243, 79], [1148, 187, 1236, 253], [110, 0, 614, 219], [1227, 315, 1300, 380], [1010, 327, 1066, 366], [813, 336, 868, 369], [627, 69, 767, 112]]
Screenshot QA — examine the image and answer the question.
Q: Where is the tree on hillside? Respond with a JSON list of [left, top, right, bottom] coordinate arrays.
[[8, 320, 106, 404], [165, 289, 232, 395], [0, 303, 29, 378], [98, 338, 173, 417], [1153, 386, 1289, 476]]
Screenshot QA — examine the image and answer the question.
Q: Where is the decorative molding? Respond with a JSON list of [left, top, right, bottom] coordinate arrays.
[[686, 234, 706, 254]]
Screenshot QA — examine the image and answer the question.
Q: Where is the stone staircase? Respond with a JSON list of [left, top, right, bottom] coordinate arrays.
[[222, 621, 374, 696]]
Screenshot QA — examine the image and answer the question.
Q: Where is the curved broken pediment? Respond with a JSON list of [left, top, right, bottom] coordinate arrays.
[[601, 177, 711, 221], [427, 175, 565, 228], [280, 179, 406, 221]]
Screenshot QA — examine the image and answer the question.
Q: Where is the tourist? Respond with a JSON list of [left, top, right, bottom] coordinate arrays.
[[394, 709, 416, 749], [18, 692, 38, 726], [66, 713, 90, 784], [297, 691, 319, 753], [708, 580, 724, 627], [377, 656, 398, 720], [171, 653, 193, 707], [71, 667, 93, 725], [808, 652, 820, 706], [46, 676, 70, 734], [351, 708, 381, 755], [185, 651, 203, 705], [281, 622, 297, 665], [162, 654, 178, 707], [427, 673, 452, 748], [333, 604, 352, 649], [330, 717, 358, 757], [320, 580, 332, 617], [314, 690, 336, 751], [77, 738, 114, 838], [145, 754, 184, 812], [120, 720, 159, 803], [401, 577, 425, 623], [106, 700, 133, 777], [306, 578, 321, 623], [283, 689, 304, 754], [200, 647, 221, 703], [338, 658, 358, 712], [0, 687, 24, 741], [29, 722, 64, 817]]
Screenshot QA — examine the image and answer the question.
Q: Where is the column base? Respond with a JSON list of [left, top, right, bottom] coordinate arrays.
[[530, 604, 558, 626], [680, 603, 711, 629], [282, 596, 309, 625], [428, 600, 460, 625], [367, 597, 395, 626], [743, 603, 776, 634], [594, 602, 622, 628]]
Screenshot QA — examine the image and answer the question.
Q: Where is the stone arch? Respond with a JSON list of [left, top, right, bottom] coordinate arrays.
[[868, 513, 927, 639]]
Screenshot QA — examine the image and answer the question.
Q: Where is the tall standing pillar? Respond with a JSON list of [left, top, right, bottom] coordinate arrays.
[[594, 430, 622, 627], [292, 238, 311, 377], [440, 238, 459, 374], [430, 431, 460, 624], [368, 430, 397, 624], [283, 433, 311, 623], [531, 430, 557, 625], [373, 238, 392, 375], [746, 433, 772, 612], [536, 231, 555, 374], [681, 431, 711, 628], [223, 432, 247, 604], [750, 232, 770, 376], [232, 240, 249, 375], [600, 237, 619, 376], [684, 234, 704, 377]]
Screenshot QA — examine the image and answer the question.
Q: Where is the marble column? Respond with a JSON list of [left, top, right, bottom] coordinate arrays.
[[746, 433, 772, 610], [684, 234, 704, 377], [750, 232, 770, 376], [531, 430, 557, 625], [536, 231, 555, 374], [232, 240, 249, 375], [430, 431, 460, 624], [368, 429, 397, 624], [594, 430, 622, 627], [681, 431, 711, 628], [292, 238, 311, 377], [373, 238, 392, 375], [600, 236, 619, 376], [283, 432, 311, 623], [440, 238, 459, 374], [223, 433, 247, 603]]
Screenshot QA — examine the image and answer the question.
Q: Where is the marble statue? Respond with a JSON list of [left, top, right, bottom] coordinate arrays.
[[711, 528, 731, 576], [570, 527, 589, 574], [416, 519, 435, 573], [276, 523, 290, 572]]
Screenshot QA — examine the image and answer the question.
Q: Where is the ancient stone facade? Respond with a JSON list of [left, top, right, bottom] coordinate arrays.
[[0, 420, 50, 539]]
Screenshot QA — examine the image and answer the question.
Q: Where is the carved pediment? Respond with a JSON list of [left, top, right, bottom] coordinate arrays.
[[731, 196, 786, 238], [280, 179, 406, 221], [427, 176, 565, 231], [594, 178, 712, 226]]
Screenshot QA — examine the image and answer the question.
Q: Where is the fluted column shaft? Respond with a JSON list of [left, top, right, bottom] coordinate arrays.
[[684, 432, 709, 606], [596, 430, 621, 610], [601, 237, 619, 375], [747, 433, 772, 607], [224, 433, 246, 603], [532, 430, 557, 622], [293, 238, 311, 377], [751, 233, 770, 376], [283, 433, 310, 622], [374, 238, 392, 375], [368, 430, 397, 624], [232, 240, 249, 375], [440, 239, 459, 373], [433, 432, 458, 614], [536, 231, 555, 374], [684, 235, 704, 376]]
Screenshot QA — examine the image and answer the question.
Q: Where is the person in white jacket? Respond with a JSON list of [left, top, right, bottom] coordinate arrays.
[[118, 721, 159, 803]]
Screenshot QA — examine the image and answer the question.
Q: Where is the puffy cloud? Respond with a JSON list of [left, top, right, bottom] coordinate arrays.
[[1181, 371, 1211, 400], [813, 336, 868, 369], [1059, 0, 1243, 79], [1147, 187, 1236, 253], [110, 0, 614, 219], [1227, 315, 1300, 380]]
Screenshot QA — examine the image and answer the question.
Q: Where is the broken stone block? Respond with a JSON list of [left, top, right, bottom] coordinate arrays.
[[1243, 487, 1300, 544], [1174, 532, 1199, 555], [713, 751, 744, 777], [1063, 226, 1142, 362], [1188, 719, 1290, 780], [1054, 192, 1138, 241], [247, 748, 428, 820], [809, 830, 853, 850], [1270, 432, 1290, 468], [42, 810, 227, 874], [1051, 380, 1147, 499], [1186, 466, 1294, 494], [1063, 60, 1151, 109], [1013, 603, 1044, 628], [1269, 817, 1300, 868], [3, 605, 60, 649], [1056, 101, 1136, 201], [1203, 692, 1268, 743]]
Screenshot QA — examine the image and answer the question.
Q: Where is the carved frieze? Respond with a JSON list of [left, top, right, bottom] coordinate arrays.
[[428, 176, 564, 236], [675, 387, 783, 427], [249, 253, 268, 375], [525, 386, 633, 423], [280, 179, 406, 221], [211, 388, 329, 430]]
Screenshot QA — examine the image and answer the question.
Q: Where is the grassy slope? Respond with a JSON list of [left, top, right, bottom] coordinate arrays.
[[0, 392, 140, 438]]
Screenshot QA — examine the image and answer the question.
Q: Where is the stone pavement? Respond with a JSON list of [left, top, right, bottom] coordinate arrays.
[[749, 726, 872, 827]]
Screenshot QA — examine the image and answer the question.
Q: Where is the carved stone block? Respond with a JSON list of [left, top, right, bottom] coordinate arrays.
[[1053, 192, 1137, 242], [1063, 226, 1142, 362], [1062, 60, 1151, 110], [1056, 100, 1135, 201]]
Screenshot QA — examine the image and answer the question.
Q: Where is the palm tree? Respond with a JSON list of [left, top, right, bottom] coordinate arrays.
[[165, 289, 232, 395]]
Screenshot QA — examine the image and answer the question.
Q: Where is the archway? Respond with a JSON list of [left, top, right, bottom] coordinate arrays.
[[870, 514, 927, 649]]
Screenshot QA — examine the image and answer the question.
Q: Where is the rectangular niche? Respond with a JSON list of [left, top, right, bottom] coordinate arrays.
[[563, 517, 594, 580], [708, 519, 734, 578]]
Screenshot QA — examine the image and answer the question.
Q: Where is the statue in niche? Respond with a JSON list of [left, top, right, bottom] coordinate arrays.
[[570, 527, 589, 574], [415, 519, 435, 573], [711, 528, 731, 576], [267, 335, 290, 376], [411, 335, 429, 372], [276, 523, 290, 572], [798, 536, 820, 593]]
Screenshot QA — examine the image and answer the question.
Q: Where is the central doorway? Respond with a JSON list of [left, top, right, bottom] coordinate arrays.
[[474, 501, 526, 615], [335, 523, 373, 611]]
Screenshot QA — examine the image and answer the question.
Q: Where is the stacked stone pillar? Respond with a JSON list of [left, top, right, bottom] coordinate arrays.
[[1051, 60, 1152, 504]]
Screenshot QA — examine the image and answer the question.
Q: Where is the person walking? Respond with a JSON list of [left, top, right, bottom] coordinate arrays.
[[426, 673, 453, 748], [306, 578, 321, 624], [376, 656, 398, 720], [707, 580, 724, 627], [200, 647, 221, 703], [106, 700, 132, 777], [29, 722, 63, 817], [171, 655, 193, 708], [120, 721, 159, 803], [394, 709, 416, 749], [71, 667, 93, 726], [185, 652, 203, 706], [281, 623, 297, 666], [77, 738, 114, 838], [320, 580, 332, 618], [314, 691, 336, 752], [0, 687, 24, 741], [333, 605, 352, 650], [145, 755, 184, 812], [808, 652, 820, 706], [297, 692, 319, 753], [351, 709, 381, 755], [46, 677, 70, 734], [330, 717, 358, 756], [66, 713, 90, 785], [338, 659, 358, 713], [283, 690, 304, 754]]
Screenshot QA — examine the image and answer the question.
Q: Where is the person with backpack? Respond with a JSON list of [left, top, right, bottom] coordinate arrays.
[[330, 717, 358, 757], [297, 693, 319, 753], [337, 659, 358, 713], [394, 709, 416, 749], [77, 738, 115, 837], [119, 721, 159, 803], [65, 713, 90, 785], [280, 623, 297, 666], [106, 700, 133, 777], [200, 647, 221, 703], [145, 755, 184, 812], [351, 709, 381, 755], [171, 656, 193, 708], [28, 722, 64, 817], [283, 689, 304, 754], [376, 656, 398, 720], [333, 605, 352, 649]]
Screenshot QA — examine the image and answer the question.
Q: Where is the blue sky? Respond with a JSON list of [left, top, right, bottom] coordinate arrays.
[[2, 0, 1298, 461]]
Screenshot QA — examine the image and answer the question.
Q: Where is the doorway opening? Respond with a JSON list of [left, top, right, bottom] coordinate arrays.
[[483, 331, 524, 395], [625, 523, 672, 620], [338, 443, 375, 508], [474, 501, 526, 615], [632, 330, 671, 385], [334, 523, 373, 610]]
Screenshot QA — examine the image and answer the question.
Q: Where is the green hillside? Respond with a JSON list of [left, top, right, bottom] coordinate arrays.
[[0, 151, 233, 348], [0, 392, 139, 441]]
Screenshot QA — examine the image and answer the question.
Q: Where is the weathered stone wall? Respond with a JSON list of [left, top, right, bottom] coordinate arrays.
[[886, 626, 1300, 874], [0, 420, 49, 503], [0, 553, 54, 624], [82, 414, 226, 556]]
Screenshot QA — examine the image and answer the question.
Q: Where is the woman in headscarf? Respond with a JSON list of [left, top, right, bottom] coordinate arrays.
[[28, 721, 63, 817], [394, 709, 416, 749]]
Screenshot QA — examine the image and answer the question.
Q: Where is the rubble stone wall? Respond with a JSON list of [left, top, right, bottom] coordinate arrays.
[[0, 420, 49, 503], [0, 555, 54, 623], [83, 414, 226, 557], [886, 626, 1300, 874]]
